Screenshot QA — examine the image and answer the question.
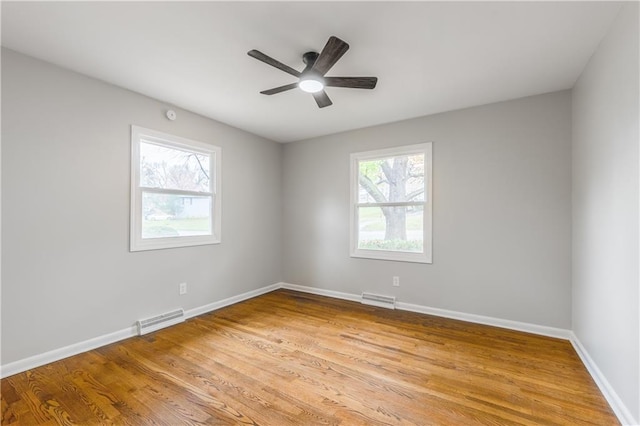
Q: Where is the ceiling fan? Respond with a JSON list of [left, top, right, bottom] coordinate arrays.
[[248, 36, 378, 108]]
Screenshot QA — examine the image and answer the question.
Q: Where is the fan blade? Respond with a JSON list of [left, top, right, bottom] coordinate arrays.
[[260, 83, 298, 95], [312, 90, 333, 108], [312, 36, 349, 76], [325, 77, 378, 89], [248, 50, 300, 77]]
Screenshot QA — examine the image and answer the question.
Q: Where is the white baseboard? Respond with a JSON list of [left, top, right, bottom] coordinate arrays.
[[0, 326, 137, 378], [281, 282, 571, 339], [570, 333, 638, 426], [1, 282, 282, 379], [184, 283, 281, 319], [281, 282, 361, 303], [397, 301, 572, 340]]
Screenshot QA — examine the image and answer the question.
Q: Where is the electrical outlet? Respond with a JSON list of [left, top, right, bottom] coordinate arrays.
[[179, 282, 187, 295], [392, 276, 400, 287]]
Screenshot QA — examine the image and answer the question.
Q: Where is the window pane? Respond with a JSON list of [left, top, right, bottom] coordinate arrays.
[[358, 154, 425, 203], [142, 192, 212, 239], [140, 142, 210, 192], [357, 205, 423, 252]]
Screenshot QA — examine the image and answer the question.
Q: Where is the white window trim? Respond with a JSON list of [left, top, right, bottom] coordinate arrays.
[[130, 125, 222, 252], [350, 142, 432, 264]]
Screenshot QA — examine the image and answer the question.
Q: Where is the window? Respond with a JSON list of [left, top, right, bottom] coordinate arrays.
[[350, 143, 432, 263], [130, 126, 221, 251]]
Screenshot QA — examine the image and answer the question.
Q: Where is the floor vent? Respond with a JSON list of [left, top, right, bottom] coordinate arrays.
[[137, 309, 184, 336], [361, 293, 396, 309]]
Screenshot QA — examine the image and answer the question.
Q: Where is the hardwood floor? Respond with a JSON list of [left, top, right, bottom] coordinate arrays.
[[2, 289, 618, 425]]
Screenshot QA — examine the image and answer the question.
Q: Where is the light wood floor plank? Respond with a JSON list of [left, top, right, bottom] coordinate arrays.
[[1, 290, 619, 425]]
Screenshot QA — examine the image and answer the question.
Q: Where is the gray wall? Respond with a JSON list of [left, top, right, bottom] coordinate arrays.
[[1, 49, 283, 364], [283, 91, 572, 328], [572, 3, 639, 422]]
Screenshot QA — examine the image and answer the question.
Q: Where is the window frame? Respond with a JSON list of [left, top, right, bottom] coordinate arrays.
[[350, 142, 433, 264], [130, 125, 221, 252]]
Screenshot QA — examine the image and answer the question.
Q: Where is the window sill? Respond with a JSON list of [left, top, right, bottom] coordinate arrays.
[[350, 249, 432, 264], [130, 235, 220, 252]]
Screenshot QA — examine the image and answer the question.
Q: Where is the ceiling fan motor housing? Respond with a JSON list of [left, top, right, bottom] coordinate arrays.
[[302, 51, 319, 68]]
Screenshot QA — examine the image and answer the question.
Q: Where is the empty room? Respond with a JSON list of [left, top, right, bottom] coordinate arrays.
[[1, 1, 638, 425]]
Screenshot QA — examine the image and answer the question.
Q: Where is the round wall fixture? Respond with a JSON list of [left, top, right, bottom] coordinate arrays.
[[166, 109, 177, 121]]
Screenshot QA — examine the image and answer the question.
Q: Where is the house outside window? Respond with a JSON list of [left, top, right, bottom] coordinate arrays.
[[350, 143, 432, 263], [130, 126, 221, 251]]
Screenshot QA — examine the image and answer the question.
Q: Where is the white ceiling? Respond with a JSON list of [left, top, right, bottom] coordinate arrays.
[[1, 1, 622, 143]]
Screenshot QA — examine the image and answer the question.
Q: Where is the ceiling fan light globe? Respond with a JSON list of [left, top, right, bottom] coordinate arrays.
[[298, 78, 324, 93]]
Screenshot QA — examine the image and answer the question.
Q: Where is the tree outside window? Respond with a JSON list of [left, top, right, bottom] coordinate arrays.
[[351, 143, 432, 263], [130, 126, 221, 252]]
